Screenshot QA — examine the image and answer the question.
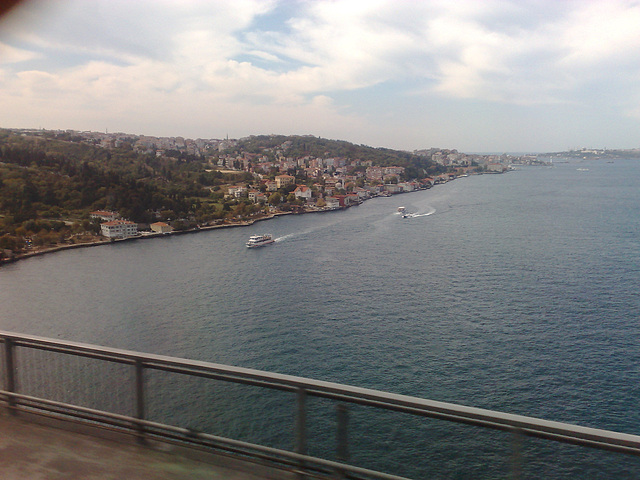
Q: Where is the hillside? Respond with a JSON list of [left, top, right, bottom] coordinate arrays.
[[230, 134, 445, 178], [0, 128, 452, 260]]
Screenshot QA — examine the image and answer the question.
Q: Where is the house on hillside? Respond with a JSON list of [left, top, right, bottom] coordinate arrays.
[[90, 210, 118, 222], [227, 185, 247, 198], [248, 190, 267, 203], [293, 185, 312, 201], [275, 174, 295, 188]]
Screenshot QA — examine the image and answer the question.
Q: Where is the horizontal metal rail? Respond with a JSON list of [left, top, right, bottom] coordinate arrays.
[[3, 330, 640, 479], [0, 390, 409, 480]]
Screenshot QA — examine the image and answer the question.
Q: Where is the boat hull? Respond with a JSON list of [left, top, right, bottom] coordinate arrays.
[[246, 235, 275, 248], [246, 239, 274, 248]]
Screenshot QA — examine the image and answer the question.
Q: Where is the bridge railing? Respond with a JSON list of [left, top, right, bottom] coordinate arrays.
[[2, 330, 640, 479]]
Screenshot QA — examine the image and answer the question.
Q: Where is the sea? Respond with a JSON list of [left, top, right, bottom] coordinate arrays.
[[1, 159, 640, 479]]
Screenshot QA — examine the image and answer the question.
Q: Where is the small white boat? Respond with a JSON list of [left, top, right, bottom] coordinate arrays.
[[246, 234, 275, 248], [398, 206, 408, 218]]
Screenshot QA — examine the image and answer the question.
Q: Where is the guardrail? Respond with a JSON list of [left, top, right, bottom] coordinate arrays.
[[2, 330, 640, 479]]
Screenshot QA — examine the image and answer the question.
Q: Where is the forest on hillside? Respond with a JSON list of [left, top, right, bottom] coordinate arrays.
[[231, 134, 445, 178], [0, 130, 248, 256], [0, 129, 445, 259]]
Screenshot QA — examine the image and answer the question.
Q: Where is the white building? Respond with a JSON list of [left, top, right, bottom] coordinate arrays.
[[293, 185, 312, 200], [324, 196, 341, 209], [227, 185, 247, 198], [90, 210, 118, 222], [101, 220, 138, 238]]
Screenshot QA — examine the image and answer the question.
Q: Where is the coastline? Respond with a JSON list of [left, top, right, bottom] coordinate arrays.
[[1, 172, 503, 267], [0, 211, 293, 266]]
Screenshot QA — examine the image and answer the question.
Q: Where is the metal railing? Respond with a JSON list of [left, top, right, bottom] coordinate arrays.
[[2, 330, 640, 479]]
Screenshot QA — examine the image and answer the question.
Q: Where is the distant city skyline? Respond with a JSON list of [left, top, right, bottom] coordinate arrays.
[[2, 0, 640, 153]]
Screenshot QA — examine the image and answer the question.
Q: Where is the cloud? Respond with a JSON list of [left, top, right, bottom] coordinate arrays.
[[1, 0, 640, 151], [0, 41, 38, 64], [244, 0, 420, 91], [559, 1, 640, 68]]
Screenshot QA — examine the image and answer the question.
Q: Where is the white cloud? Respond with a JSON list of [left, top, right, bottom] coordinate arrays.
[[2, 0, 640, 151], [0, 41, 39, 64], [559, 1, 640, 67]]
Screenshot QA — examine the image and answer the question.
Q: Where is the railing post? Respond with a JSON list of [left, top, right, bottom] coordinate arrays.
[[3, 337, 16, 413], [335, 403, 350, 479], [134, 359, 146, 443], [295, 387, 308, 479], [511, 428, 523, 480]]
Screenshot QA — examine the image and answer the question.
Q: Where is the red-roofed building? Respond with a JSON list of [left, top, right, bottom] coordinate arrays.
[[293, 185, 312, 200], [275, 174, 295, 188], [101, 220, 138, 238], [264, 180, 278, 192]]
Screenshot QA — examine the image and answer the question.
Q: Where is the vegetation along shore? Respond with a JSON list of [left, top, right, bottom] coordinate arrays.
[[1, 127, 552, 265]]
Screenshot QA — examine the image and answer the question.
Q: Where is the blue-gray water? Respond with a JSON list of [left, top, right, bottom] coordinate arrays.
[[2, 160, 640, 478]]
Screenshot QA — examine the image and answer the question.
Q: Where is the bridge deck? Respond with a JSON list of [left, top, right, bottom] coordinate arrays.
[[0, 412, 289, 480]]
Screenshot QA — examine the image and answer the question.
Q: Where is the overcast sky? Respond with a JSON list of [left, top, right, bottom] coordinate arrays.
[[1, 0, 640, 153]]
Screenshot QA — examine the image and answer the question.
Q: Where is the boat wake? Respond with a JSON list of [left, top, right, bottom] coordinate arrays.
[[275, 220, 348, 243], [275, 228, 317, 242], [411, 207, 436, 217], [397, 207, 436, 218], [274, 233, 296, 242]]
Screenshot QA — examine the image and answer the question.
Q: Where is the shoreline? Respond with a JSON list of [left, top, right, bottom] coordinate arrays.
[[1, 173, 500, 267], [0, 211, 295, 266]]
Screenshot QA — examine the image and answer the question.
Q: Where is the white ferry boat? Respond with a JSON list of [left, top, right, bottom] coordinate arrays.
[[246, 234, 275, 248]]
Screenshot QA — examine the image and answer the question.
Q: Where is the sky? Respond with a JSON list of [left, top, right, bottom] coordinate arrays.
[[1, 0, 640, 153]]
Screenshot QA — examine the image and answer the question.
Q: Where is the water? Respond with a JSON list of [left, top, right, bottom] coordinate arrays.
[[2, 160, 640, 478]]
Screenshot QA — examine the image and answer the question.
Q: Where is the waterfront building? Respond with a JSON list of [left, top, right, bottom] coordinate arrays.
[[150, 222, 172, 234], [100, 220, 138, 238], [487, 163, 506, 172], [324, 196, 341, 209], [384, 184, 402, 194]]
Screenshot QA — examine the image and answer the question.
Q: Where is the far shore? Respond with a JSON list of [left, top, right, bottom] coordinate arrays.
[[1, 172, 497, 267], [1, 211, 297, 266]]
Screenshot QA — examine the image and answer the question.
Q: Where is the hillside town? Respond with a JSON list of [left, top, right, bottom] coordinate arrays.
[[35, 130, 531, 240], [1, 128, 542, 261]]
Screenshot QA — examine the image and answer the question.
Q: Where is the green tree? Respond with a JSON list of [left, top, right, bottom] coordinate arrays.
[[268, 192, 281, 205]]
